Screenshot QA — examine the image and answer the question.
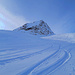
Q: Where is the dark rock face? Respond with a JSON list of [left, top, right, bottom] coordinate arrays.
[[14, 20, 54, 36]]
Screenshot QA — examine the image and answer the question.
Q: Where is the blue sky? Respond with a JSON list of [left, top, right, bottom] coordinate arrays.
[[0, 0, 75, 34]]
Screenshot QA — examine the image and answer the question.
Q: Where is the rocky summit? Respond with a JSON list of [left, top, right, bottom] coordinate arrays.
[[14, 20, 54, 36]]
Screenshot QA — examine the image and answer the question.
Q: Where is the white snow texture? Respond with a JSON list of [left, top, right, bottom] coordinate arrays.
[[0, 20, 75, 75]]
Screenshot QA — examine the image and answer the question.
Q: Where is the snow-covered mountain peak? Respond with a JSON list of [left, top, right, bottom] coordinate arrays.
[[14, 20, 54, 36]]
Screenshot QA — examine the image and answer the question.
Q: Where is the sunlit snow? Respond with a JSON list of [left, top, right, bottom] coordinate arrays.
[[0, 30, 75, 75]]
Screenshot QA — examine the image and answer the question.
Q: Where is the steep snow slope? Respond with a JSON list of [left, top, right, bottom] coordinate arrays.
[[0, 30, 75, 75], [14, 20, 54, 36]]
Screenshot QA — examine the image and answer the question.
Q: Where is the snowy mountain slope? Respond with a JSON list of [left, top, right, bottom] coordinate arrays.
[[13, 20, 54, 36], [42, 33, 75, 43], [0, 30, 75, 75]]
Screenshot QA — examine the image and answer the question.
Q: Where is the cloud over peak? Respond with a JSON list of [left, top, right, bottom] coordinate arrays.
[[0, 5, 29, 30]]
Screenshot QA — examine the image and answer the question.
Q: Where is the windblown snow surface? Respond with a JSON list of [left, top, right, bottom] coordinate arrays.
[[0, 30, 75, 75]]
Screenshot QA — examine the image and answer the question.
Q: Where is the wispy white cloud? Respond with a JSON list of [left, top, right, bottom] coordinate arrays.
[[0, 5, 29, 30]]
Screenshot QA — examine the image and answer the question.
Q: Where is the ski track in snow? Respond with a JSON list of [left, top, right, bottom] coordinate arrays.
[[0, 30, 74, 75], [28, 51, 70, 75], [0, 46, 53, 65], [0, 45, 71, 75], [17, 47, 71, 75]]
